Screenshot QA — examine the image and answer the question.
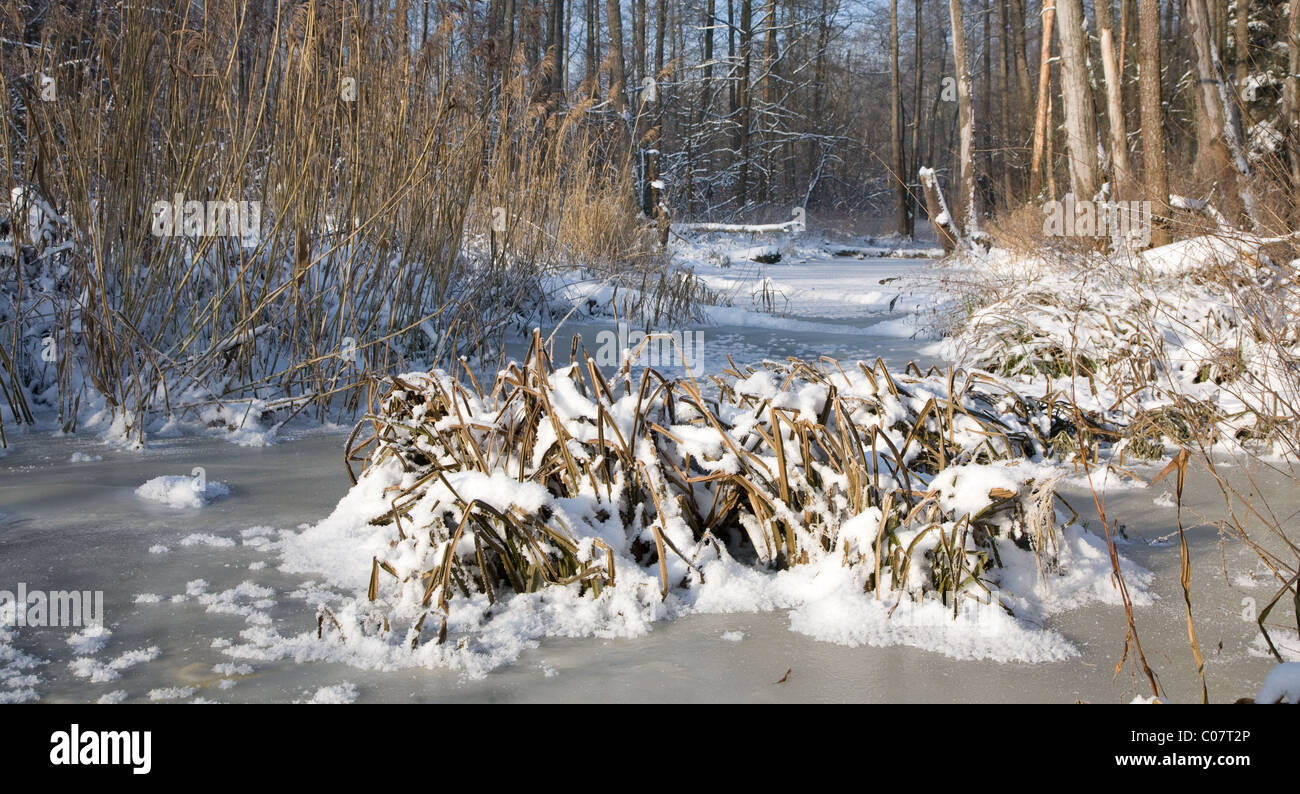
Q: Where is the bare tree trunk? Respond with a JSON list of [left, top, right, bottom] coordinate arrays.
[[1096, 0, 1134, 200], [737, 0, 753, 208], [997, 0, 1014, 206], [1055, 0, 1101, 201], [1288, 0, 1300, 223], [1008, 0, 1032, 125], [1187, 0, 1259, 227], [655, 0, 666, 77], [586, 0, 600, 94], [1139, 0, 1171, 245], [692, 0, 716, 215], [1029, 0, 1056, 197], [1236, 0, 1251, 93], [890, 0, 908, 235], [727, 0, 736, 114], [981, 0, 992, 209], [920, 167, 959, 252], [909, 0, 924, 237], [761, 0, 778, 200], [546, 0, 567, 110], [633, 0, 646, 90], [1045, 89, 1057, 201], [1216, 0, 1228, 58], [947, 0, 979, 236], [605, 0, 631, 125]]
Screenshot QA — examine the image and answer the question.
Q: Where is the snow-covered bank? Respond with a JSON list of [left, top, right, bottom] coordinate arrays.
[[926, 235, 1300, 673], [2, 230, 934, 452], [931, 236, 1300, 455]]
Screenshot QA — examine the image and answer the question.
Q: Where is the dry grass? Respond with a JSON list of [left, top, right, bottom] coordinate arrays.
[[0, 2, 677, 443], [939, 224, 1300, 677]]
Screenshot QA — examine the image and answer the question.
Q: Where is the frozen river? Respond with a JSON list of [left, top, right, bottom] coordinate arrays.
[[1, 255, 1290, 703]]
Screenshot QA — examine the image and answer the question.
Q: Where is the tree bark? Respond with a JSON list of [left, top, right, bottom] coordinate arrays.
[[946, 0, 979, 236], [1055, 0, 1101, 201], [1187, 0, 1258, 227], [890, 0, 908, 235], [737, 0, 753, 207], [997, 0, 1014, 206], [546, 0, 567, 110], [1288, 0, 1300, 223], [1236, 0, 1250, 93], [1096, 0, 1135, 201], [1008, 0, 1032, 126], [1029, 0, 1056, 197], [909, 0, 924, 236], [1138, 0, 1171, 246], [605, 0, 632, 157]]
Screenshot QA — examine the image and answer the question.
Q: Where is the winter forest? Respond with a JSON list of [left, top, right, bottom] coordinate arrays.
[[1, 0, 1299, 708]]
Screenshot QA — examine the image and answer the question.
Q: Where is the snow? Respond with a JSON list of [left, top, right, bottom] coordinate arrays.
[[179, 533, 236, 548], [0, 602, 43, 703], [1248, 629, 1300, 662], [303, 682, 359, 704], [69, 646, 161, 683], [243, 345, 1153, 677], [1136, 233, 1264, 276], [929, 463, 1023, 519], [5, 226, 1293, 702], [1254, 663, 1300, 704], [136, 475, 230, 508], [66, 625, 112, 655]]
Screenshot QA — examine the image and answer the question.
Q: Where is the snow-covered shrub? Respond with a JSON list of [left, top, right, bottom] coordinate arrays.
[[322, 330, 1112, 649]]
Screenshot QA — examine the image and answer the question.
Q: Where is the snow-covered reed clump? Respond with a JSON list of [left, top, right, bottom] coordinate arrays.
[[936, 235, 1300, 458], [273, 331, 1147, 673]]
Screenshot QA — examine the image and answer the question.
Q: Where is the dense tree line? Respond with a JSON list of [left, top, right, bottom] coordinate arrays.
[[5, 0, 1300, 237]]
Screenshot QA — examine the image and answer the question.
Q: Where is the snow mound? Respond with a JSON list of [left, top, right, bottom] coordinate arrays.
[[304, 682, 359, 704], [135, 475, 230, 508], [1255, 663, 1300, 704]]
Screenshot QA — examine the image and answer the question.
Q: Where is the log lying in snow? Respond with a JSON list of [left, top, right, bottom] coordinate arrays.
[[674, 218, 804, 234], [825, 245, 945, 259]]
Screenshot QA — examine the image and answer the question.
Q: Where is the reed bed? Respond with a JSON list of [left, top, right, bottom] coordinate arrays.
[[0, 2, 684, 445], [330, 330, 1116, 646], [937, 236, 1300, 668], [936, 243, 1300, 455]]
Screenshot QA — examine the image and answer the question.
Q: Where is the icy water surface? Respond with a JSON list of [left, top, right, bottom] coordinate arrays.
[[531, 254, 940, 378], [0, 256, 1288, 702]]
